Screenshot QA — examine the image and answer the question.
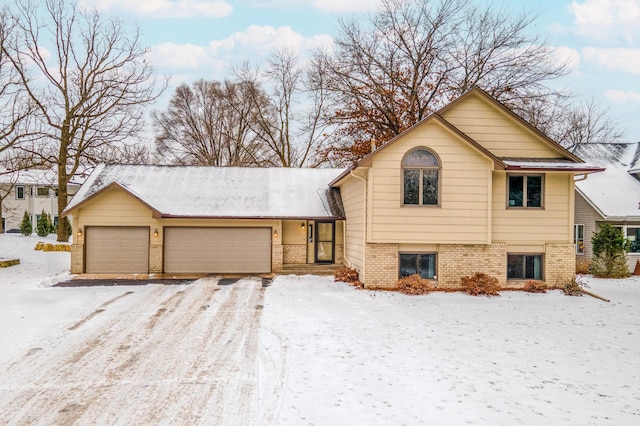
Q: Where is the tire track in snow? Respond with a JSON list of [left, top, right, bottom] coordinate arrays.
[[0, 277, 278, 425]]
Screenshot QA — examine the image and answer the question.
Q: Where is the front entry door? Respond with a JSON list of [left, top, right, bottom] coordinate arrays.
[[315, 221, 335, 263]]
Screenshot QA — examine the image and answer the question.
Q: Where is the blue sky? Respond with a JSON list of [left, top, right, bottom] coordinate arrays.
[[79, 0, 640, 140]]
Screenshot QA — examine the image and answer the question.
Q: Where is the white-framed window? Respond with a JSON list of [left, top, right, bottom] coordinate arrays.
[[402, 148, 440, 206], [627, 227, 640, 253], [508, 174, 543, 208], [575, 224, 585, 254], [399, 253, 437, 279], [15, 185, 25, 200], [507, 253, 543, 280]]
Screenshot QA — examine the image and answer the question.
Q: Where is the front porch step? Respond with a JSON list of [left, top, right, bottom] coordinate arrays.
[[275, 263, 343, 276]]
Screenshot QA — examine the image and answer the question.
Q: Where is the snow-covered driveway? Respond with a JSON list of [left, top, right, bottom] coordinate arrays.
[[0, 277, 283, 425]]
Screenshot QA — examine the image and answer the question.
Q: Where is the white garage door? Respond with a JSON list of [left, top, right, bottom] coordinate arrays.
[[85, 226, 149, 274], [164, 227, 272, 274]]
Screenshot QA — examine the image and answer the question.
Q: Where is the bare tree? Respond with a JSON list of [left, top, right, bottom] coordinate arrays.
[[153, 79, 267, 166], [554, 96, 625, 150], [237, 49, 333, 167], [316, 0, 569, 163], [3, 0, 164, 241]]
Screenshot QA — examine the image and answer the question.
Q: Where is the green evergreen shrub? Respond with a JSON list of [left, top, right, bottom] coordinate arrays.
[[590, 223, 631, 278], [36, 210, 53, 237], [19, 210, 32, 236]]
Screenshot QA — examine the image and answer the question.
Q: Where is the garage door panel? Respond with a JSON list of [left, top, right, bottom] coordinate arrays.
[[85, 227, 149, 274], [164, 227, 271, 274]]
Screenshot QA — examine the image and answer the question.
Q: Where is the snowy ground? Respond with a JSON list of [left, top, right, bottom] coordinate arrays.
[[0, 234, 639, 425]]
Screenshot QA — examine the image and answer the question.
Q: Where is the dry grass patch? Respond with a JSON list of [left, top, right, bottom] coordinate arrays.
[[396, 274, 434, 295], [334, 268, 363, 288], [461, 272, 500, 296]]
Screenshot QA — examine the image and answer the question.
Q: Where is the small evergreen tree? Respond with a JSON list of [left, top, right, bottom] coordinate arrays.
[[19, 210, 32, 236], [36, 210, 53, 237], [590, 223, 631, 278]]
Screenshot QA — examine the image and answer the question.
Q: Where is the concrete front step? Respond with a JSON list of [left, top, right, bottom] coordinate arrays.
[[275, 264, 343, 276]]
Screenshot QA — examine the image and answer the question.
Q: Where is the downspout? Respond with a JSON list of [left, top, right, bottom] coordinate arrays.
[[574, 174, 589, 182]]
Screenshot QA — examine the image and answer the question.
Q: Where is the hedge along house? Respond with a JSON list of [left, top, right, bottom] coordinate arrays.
[[329, 87, 603, 289], [572, 142, 640, 273], [62, 166, 345, 276]]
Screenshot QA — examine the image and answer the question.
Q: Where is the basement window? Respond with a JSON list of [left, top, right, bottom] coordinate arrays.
[[399, 253, 436, 279], [507, 254, 543, 280]]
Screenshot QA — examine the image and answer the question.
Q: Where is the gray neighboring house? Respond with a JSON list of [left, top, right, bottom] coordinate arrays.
[[573, 142, 640, 273]]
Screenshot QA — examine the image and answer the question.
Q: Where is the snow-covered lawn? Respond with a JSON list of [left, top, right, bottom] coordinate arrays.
[[0, 234, 638, 425]]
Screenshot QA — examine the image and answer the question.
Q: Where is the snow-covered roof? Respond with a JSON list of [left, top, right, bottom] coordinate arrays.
[[502, 160, 604, 172], [576, 165, 640, 220], [64, 164, 347, 219], [571, 142, 639, 169], [0, 169, 84, 186]]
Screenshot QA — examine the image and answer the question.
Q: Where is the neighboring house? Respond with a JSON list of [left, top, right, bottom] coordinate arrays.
[[573, 142, 640, 273], [64, 88, 602, 288], [0, 169, 81, 233]]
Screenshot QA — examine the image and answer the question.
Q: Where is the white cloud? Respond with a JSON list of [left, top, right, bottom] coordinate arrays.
[[150, 43, 225, 71], [312, 0, 381, 13], [582, 47, 640, 74], [550, 46, 581, 73], [246, 0, 380, 13], [209, 25, 332, 56], [604, 90, 640, 104], [569, 0, 640, 44], [79, 0, 233, 19]]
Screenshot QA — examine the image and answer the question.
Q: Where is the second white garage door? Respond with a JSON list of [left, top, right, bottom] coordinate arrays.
[[163, 227, 272, 274]]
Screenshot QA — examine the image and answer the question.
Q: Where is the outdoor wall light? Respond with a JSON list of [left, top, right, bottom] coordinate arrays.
[[153, 229, 159, 238], [301, 222, 305, 230], [77, 228, 83, 238], [273, 229, 278, 238]]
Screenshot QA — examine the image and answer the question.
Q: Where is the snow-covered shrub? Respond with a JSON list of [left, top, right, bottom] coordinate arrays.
[[396, 274, 434, 295], [461, 272, 500, 296]]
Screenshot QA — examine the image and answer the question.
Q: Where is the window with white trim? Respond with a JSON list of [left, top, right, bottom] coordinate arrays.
[[575, 224, 585, 254], [16, 185, 25, 200]]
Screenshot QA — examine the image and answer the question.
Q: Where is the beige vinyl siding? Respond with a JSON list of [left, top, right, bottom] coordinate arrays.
[[575, 191, 603, 258], [74, 186, 155, 226], [493, 173, 574, 245], [441, 94, 562, 158], [368, 120, 492, 244], [339, 174, 366, 272]]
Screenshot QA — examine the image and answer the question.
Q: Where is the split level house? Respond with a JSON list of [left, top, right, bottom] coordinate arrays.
[[573, 142, 640, 273], [63, 88, 603, 289], [0, 169, 81, 233]]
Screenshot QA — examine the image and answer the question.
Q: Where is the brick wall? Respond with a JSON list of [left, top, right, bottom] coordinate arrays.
[[363, 243, 399, 289], [545, 243, 575, 287], [437, 243, 507, 289], [283, 244, 306, 264], [335, 243, 344, 265], [272, 243, 283, 271], [149, 243, 163, 273], [70, 244, 83, 274]]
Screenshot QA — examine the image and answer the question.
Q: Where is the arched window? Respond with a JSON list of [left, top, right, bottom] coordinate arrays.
[[402, 148, 440, 205]]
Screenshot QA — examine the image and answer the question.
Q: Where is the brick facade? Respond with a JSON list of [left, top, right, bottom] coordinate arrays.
[[272, 243, 284, 271], [437, 243, 507, 289], [544, 243, 575, 287], [283, 244, 306, 264], [363, 243, 399, 289], [361, 242, 574, 290], [149, 243, 163, 273], [70, 244, 83, 274]]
